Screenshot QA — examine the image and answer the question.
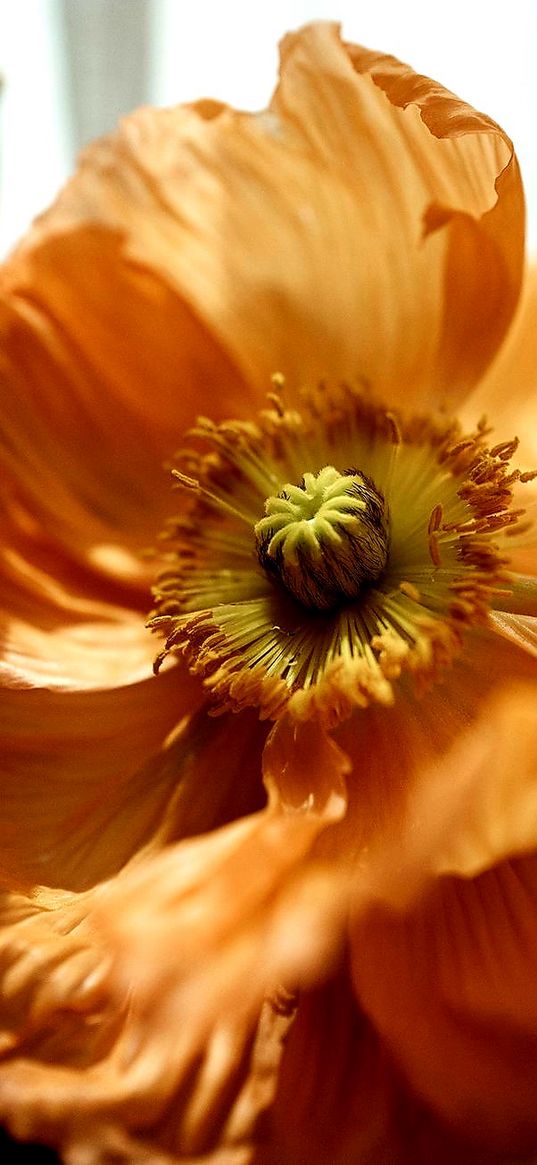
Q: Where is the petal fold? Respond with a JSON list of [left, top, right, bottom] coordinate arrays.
[[268, 971, 395, 1165], [352, 854, 537, 1155], [1, 21, 523, 434], [0, 255, 250, 578], [349, 685, 537, 1153], [0, 808, 348, 1160], [262, 713, 349, 820], [0, 690, 270, 893]]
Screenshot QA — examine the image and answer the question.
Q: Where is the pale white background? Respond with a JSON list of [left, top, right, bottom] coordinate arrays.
[[0, 0, 536, 256]]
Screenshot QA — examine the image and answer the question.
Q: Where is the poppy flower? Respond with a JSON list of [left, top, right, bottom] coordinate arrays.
[[1, 19, 537, 1165]]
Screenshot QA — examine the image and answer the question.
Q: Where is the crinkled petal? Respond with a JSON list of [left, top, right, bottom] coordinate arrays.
[[2, 22, 523, 431], [0, 709, 279, 1159], [0, 805, 349, 1160], [0, 888, 112, 1067], [0, 711, 349, 1158], [275, 27, 524, 406]]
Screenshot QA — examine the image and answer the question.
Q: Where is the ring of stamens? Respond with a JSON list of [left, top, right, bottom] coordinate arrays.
[[148, 380, 534, 728]]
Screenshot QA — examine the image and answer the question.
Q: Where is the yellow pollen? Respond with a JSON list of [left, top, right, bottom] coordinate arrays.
[[255, 466, 389, 611]]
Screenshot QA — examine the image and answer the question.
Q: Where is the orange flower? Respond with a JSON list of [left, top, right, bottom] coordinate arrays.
[[1, 21, 537, 1164]]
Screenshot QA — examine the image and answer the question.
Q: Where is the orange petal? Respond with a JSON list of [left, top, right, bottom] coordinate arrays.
[[268, 971, 396, 1164], [3, 22, 523, 426], [0, 808, 348, 1159], [0, 252, 251, 575], [323, 624, 537, 873], [0, 710, 276, 1157], [0, 668, 205, 891], [267, 970, 494, 1165], [465, 264, 537, 473], [0, 887, 112, 1062], [98, 813, 346, 1017], [262, 712, 349, 820], [352, 852, 537, 1155], [0, 545, 159, 690], [346, 682, 537, 1153], [0, 683, 278, 895], [461, 264, 537, 578], [378, 683, 537, 896], [490, 611, 537, 657], [277, 27, 523, 406]]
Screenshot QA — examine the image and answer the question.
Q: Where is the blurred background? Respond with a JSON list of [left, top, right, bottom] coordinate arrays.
[[0, 0, 537, 258]]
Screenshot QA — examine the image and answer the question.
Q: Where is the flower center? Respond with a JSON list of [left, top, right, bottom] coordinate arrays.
[[148, 380, 534, 727], [255, 466, 389, 611]]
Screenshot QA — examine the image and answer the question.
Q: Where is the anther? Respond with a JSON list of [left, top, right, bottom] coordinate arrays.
[[428, 532, 442, 567], [428, 503, 443, 534], [490, 437, 519, 460]]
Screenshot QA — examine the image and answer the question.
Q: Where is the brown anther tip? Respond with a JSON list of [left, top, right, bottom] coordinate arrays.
[[428, 503, 443, 534], [447, 438, 475, 459], [428, 532, 442, 567], [490, 437, 519, 460]]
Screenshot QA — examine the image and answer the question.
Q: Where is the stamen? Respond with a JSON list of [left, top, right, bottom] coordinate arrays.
[[149, 379, 535, 727], [428, 504, 443, 534], [171, 469, 253, 526], [428, 533, 442, 567], [399, 580, 421, 602], [490, 437, 519, 460]]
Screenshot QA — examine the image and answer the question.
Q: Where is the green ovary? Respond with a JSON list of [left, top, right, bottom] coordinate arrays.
[[254, 465, 389, 611]]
